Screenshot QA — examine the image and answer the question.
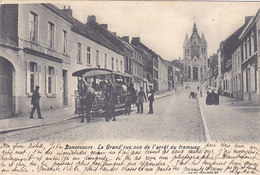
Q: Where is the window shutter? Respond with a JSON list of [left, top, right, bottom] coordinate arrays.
[[37, 65, 41, 93], [45, 66, 48, 94], [251, 65, 255, 92], [54, 68, 58, 94], [26, 61, 30, 94], [243, 70, 247, 93]]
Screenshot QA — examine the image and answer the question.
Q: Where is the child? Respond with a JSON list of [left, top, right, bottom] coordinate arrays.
[[125, 91, 132, 115]]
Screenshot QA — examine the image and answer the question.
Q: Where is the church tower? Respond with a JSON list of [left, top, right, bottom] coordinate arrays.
[[183, 22, 207, 81]]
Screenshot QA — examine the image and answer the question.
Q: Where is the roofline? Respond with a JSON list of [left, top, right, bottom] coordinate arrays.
[[41, 4, 73, 24], [239, 9, 260, 40], [159, 56, 168, 67]]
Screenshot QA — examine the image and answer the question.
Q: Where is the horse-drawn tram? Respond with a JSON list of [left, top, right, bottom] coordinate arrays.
[[72, 68, 131, 123]]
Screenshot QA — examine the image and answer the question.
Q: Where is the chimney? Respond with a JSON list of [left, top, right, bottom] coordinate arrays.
[[122, 36, 129, 43], [245, 16, 253, 24], [131, 37, 140, 45], [87, 15, 96, 23], [101, 24, 108, 29], [62, 5, 72, 16]]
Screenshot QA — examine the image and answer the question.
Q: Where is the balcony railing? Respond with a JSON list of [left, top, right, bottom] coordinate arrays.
[[19, 38, 71, 64]]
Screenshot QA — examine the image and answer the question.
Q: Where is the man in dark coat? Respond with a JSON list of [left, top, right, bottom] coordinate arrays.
[[136, 87, 147, 113], [147, 86, 155, 114], [30, 86, 43, 119], [104, 81, 117, 122]]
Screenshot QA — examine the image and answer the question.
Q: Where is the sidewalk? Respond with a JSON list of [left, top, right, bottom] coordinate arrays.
[[0, 107, 77, 134], [0, 86, 184, 134], [198, 89, 260, 143]]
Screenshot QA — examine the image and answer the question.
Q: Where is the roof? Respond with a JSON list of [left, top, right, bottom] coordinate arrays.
[[239, 9, 260, 40], [86, 20, 125, 53], [222, 21, 249, 61], [72, 68, 112, 77], [0, 32, 18, 48], [43, 4, 123, 56]]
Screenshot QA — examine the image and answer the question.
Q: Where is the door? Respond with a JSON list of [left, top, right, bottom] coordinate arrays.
[[0, 57, 13, 119], [62, 69, 68, 106], [193, 67, 198, 80]]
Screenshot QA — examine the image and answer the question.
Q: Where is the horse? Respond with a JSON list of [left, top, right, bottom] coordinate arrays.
[[103, 82, 117, 122], [77, 78, 96, 123]]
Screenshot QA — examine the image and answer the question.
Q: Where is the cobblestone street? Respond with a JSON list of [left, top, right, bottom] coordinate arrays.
[[0, 87, 206, 143]]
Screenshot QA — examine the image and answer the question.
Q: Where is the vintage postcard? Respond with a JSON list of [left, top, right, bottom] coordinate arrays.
[[0, 0, 259, 174]]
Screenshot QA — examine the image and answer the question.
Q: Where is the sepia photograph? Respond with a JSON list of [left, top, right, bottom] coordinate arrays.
[[0, 1, 259, 174]]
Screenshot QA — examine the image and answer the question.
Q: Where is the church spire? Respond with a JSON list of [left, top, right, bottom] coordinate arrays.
[[193, 22, 197, 33], [201, 32, 205, 41]]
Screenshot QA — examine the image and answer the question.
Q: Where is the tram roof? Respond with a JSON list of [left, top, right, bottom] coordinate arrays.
[[72, 68, 132, 78], [72, 68, 112, 77]]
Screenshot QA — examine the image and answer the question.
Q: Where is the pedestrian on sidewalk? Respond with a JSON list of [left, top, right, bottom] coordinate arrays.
[[147, 86, 155, 114], [136, 87, 147, 113], [206, 88, 212, 105], [125, 91, 132, 115], [212, 89, 217, 105], [29, 86, 43, 119]]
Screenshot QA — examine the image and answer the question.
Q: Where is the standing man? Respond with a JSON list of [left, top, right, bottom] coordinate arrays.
[[30, 86, 43, 119], [147, 86, 155, 114], [136, 87, 147, 113]]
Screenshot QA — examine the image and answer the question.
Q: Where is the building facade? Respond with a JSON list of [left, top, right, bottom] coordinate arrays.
[[183, 22, 207, 82], [240, 12, 260, 104], [158, 56, 168, 92], [0, 4, 124, 119], [231, 46, 242, 100]]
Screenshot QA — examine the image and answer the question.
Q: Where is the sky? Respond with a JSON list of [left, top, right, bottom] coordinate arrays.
[[51, 1, 260, 61]]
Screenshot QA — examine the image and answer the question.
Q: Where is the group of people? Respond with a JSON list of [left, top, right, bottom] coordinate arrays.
[[206, 87, 220, 105], [28, 79, 155, 122], [125, 82, 154, 116]]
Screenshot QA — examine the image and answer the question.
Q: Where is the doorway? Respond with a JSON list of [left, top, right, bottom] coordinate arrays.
[[193, 67, 198, 80], [0, 57, 14, 119]]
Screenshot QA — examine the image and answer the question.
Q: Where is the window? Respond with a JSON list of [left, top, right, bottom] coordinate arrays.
[[87, 46, 91, 65], [30, 62, 37, 93], [48, 22, 55, 49], [77, 42, 82, 63], [238, 51, 240, 68], [125, 56, 129, 71], [120, 60, 123, 72], [111, 57, 114, 70], [251, 65, 256, 92], [96, 50, 100, 67], [243, 42, 246, 60], [116, 59, 119, 71], [62, 30, 67, 53], [26, 61, 41, 94], [251, 33, 255, 55], [29, 12, 38, 42], [129, 59, 132, 73], [185, 49, 189, 54], [45, 66, 57, 95], [104, 53, 107, 69], [247, 38, 250, 58]]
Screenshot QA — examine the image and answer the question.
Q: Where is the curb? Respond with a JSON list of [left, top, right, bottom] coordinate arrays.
[[197, 97, 212, 142]]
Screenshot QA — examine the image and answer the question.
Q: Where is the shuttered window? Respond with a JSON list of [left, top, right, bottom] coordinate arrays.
[[26, 61, 41, 95], [45, 66, 57, 96]]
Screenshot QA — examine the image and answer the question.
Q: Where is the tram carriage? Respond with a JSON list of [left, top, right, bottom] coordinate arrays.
[[72, 68, 131, 118]]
